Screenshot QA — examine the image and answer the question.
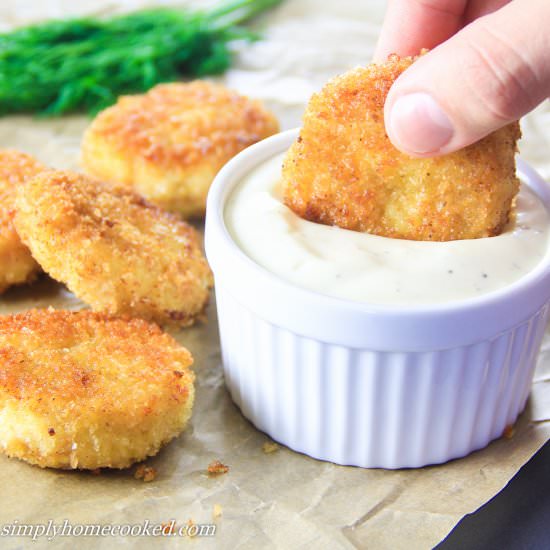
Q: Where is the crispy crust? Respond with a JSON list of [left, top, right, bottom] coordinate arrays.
[[0, 309, 194, 469], [282, 55, 521, 241], [14, 170, 213, 325], [81, 81, 280, 217], [0, 150, 46, 292]]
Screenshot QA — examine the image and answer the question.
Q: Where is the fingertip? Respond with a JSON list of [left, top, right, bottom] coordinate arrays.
[[385, 92, 455, 156]]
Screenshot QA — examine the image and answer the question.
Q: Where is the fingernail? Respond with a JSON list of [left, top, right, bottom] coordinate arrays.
[[388, 93, 454, 154]]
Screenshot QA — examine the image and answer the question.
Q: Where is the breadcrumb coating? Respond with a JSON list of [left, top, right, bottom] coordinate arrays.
[[0, 150, 46, 292], [81, 81, 279, 217], [282, 54, 521, 241], [0, 309, 195, 469], [14, 170, 213, 325]]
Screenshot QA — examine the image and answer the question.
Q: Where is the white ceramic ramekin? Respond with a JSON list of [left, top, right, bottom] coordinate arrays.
[[205, 128, 550, 469]]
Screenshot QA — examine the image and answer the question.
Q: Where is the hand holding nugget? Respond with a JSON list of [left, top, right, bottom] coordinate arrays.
[[375, 0, 550, 156], [14, 171, 212, 325], [282, 54, 520, 241]]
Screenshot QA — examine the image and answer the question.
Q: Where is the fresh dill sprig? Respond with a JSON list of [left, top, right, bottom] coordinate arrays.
[[0, 0, 281, 116]]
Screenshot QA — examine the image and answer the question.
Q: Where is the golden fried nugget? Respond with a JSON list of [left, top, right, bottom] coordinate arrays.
[[282, 55, 521, 241], [81, 81, 279, 217], [14, 171, 213, 325], [0, 150, 46, 292], [0, 309, 194, 469]]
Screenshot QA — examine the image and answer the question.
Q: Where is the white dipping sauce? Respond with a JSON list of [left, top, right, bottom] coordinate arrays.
[[225, 152, 550, 305]]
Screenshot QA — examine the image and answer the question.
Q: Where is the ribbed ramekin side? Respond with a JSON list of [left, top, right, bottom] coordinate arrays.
[[381, 307, 548, 467], [215, 287, 548, 468], [512, 303, 549, 420]]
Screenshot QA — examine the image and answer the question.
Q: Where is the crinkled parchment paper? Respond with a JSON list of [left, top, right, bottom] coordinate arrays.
[[0, 1, 549, 548]]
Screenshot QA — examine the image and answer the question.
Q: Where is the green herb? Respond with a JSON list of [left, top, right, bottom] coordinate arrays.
[[0, 0, 281, 116]]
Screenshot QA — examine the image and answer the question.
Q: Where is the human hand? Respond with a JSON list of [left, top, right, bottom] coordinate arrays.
[[374, 0, 550, 157]]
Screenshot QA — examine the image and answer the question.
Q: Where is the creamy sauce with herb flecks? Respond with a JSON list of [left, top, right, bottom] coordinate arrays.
[[225, 152, 550, 305]]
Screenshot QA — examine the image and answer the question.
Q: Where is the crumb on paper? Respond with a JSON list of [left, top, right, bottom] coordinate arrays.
[[503, 424, 515, 439], [161, 521, 176, 535], [207, 460, 229, 476], [135, 464, 157, 482], [213, 504, 223, 519], [262, 441, 280, 454], [196, 311, 208, 324]]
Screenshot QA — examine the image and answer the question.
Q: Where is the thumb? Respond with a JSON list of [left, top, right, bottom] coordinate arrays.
[[384, 0, 550, 157]]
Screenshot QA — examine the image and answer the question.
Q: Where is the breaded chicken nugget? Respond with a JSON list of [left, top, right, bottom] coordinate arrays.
[[282, 55, 521, 241], [81, 81, 279, 217], [14, 171, 212, 326], [0, 309, 194, 469], [0, 150, 46, 292]]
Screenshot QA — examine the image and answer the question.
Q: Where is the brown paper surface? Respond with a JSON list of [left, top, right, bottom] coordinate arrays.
[[0, 1, 549, 548]]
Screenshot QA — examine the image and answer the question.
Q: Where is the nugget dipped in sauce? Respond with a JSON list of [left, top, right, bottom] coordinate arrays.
[[282, 54, 521, 241]]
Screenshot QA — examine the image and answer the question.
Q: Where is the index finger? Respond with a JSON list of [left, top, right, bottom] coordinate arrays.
[[374, 0, 469, 61]]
